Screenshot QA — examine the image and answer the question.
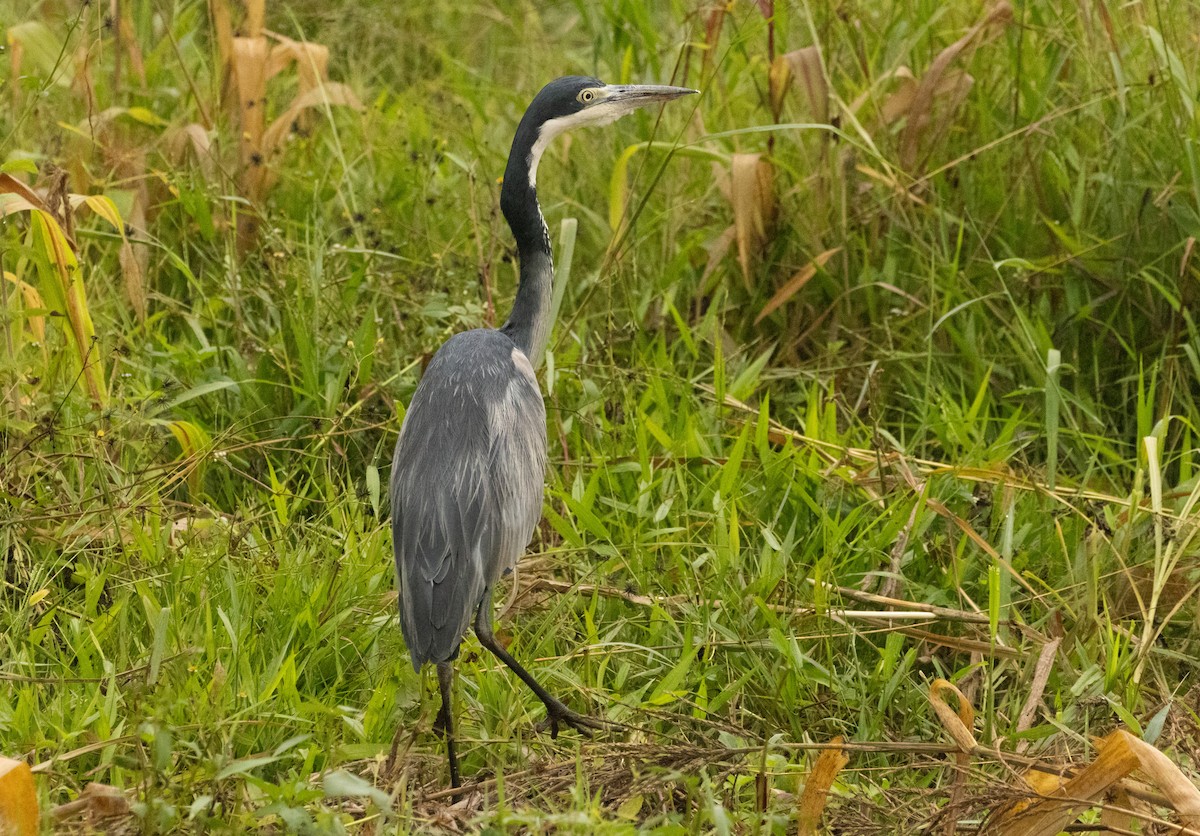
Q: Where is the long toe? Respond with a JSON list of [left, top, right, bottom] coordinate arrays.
[[541, 705, 607, 738]]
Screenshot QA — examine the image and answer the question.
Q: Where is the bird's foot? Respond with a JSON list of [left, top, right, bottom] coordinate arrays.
[[539, 700, 608, 739]]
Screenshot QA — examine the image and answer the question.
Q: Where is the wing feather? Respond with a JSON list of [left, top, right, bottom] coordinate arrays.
[[391, 330, 547, 669]]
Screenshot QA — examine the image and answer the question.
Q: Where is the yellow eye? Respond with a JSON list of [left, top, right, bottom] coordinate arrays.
[[580, 89, 595, 103]]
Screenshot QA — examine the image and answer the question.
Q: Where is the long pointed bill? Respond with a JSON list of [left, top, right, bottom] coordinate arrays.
[[602, 84, 699, 110]]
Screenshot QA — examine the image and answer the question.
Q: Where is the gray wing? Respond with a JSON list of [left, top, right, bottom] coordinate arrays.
[[391, 329, 547, 670]]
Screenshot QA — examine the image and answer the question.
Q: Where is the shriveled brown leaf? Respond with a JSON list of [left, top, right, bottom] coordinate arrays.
[[0, 172, 52, 215], [996, 729, 1200, 835], [797, 737, 848, 835], [1014, 636, 1060, 750], [929, 678, 977, 753], [117, 239, 145, 322], [165, 123, 218, 178], [877, 66, 919, 125], [119, 196, 148, 323], [266, 35, 330, 91], [8, 34, 24, 108], [728, 153, 775, 288], [899, 1, 1012, 170], [1119, 731, 1200, 825], [784, 47, 828, 123], [262, 81, 364, 153], [209, 0, 234, 112], [931, 677, 976, 836], [115, 7, 147, 88], [1099, 785, 1138, 834], [756, 246, 840, 323], [233, 36, 269, 149]]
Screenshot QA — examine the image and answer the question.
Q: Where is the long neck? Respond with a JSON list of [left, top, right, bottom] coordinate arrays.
[[498, 120, 554, 366]]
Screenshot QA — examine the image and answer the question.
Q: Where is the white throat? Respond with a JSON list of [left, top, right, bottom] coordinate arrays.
[[527, 101, 629, 188]]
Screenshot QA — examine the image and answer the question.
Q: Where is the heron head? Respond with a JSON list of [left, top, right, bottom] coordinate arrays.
[[519, 75, 696, 187], [529, 76, 696, 130]]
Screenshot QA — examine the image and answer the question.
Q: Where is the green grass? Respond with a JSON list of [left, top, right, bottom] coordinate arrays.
[[4, 0, 1200, 832]]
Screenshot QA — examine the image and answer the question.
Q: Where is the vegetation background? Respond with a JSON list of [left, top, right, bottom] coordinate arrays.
[[3, 0, 1200, 832]]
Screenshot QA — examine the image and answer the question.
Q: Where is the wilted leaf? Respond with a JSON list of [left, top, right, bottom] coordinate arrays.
[[929, 678, 977, 752], [994, 728, 1200, 835], [898, 1, 1012, 170], [262, 81, 364, 153], [3, 271, 46, 343], [114, 10, 147, 89], [166, 124, 218, 179], [71, 194, 124, 233], [209, 0, 233, 87], [67, 193, 147, 322], [755, 246, 840, 323], [0, 757, 38, 835], [0, 172, 60, 225], [768, 54, 790, 121], [797, 738, 848, 836], [776, 47, 828, 123], [728, 153, 775, 288], [117, 241, 146, 322], [26, 209, 106, 404], [267, 37, 330, 90]]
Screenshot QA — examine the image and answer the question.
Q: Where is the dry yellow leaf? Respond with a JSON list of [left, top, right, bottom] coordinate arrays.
[[0, 757, 38, 835], [728, 153, 775, 289], [796, 738, 848, 835], [1117, 731, 1200, 826], [929, 678, 977, 752], [756, 246, 840, 323], [994, 729, 1182, 836]]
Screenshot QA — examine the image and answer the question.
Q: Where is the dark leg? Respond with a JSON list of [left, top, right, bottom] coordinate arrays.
[[432, 661, 460, 788], [474, 588, 605, 738]]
